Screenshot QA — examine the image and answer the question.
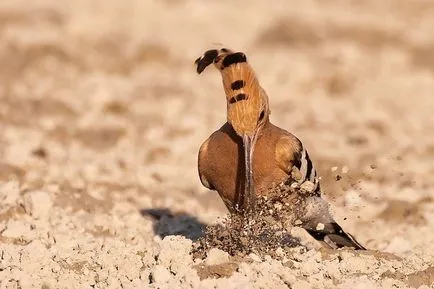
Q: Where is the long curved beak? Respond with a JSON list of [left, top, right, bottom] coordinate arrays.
[[242, 134, 256, 214]]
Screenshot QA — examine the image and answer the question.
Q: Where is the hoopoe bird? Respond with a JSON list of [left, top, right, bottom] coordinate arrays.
[[195, 48, 365, 250]]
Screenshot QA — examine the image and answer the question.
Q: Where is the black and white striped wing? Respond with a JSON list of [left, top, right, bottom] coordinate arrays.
[[275, 134, 321, 195]]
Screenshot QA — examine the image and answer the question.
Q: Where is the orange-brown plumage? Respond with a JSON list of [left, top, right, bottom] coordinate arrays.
[[198, 121, 299, 210], [195, 48, 365, 250]]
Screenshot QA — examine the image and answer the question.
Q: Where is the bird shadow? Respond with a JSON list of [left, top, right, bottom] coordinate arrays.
[[140, 208, 206, 241]]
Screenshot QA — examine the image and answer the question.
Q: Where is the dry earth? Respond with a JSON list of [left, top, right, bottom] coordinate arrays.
[[1, 0, 434, 288]]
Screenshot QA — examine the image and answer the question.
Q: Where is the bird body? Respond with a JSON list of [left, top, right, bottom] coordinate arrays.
[[195, 48, 365, 250], [199, 121, 310, 210]]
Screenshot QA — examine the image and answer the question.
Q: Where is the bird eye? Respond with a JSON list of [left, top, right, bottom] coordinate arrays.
[[258, 110, 265, 122]]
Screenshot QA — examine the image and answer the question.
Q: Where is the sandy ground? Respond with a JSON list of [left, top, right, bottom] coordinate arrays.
[[1, 0, 434, 288]]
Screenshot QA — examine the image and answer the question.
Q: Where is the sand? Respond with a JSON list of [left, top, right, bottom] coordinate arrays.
[[1, 0, 434, 288]]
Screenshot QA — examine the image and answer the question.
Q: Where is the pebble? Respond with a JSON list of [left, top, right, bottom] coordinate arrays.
[[205, 248, 230, 265], [316, 223, 325, 230], [21, 191, 52, 219], [300, 181, 315, 193], [249, 253, 262, 262], [151, 265, 171, 283]]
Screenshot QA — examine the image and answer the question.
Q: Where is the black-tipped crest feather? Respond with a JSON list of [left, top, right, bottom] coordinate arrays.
[[222, 52, 247, 67], [195, 49, 219, 74], [195, 48, 248, 75]]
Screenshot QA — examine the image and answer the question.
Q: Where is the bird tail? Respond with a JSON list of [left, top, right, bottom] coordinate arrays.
[[305, 222, 366, 250]]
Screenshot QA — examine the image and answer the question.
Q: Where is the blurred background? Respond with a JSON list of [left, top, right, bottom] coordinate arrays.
[[1, 0, 434, 252]]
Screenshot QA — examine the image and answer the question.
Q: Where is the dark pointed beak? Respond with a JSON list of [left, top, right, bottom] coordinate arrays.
[[242, 134, 255, 214]]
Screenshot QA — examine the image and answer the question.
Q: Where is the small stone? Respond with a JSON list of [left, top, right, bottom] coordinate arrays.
[[342, 166, 349, 174], [205, 248, 230, 265], [21, 190, 52, 219], [300, 181, 315, 192], [331, 166, 338, 172], [316, 223, 325, 231], [249, 253, 262, 262], [370, 164, 377, 169], [294, 219, 303, 226], [290, 182, 299, 189], [283, 260, 296, 268], [151, 265, 171, 283]]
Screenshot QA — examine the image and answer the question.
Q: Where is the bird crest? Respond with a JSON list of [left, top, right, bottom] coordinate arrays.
[[195, 48, 269, 137]]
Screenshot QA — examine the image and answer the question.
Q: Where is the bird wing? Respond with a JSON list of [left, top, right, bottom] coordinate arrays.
[[198, 137, 215, 190], [275, 135, 366, 250], [302, 196, 366, 250], [275, 134, 320, 194], [305, 221, 367, 250]]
